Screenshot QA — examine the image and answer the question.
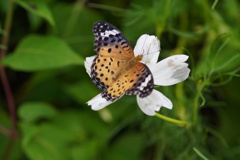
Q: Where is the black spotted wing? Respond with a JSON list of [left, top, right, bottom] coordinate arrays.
[[91, 21, 135, 90]]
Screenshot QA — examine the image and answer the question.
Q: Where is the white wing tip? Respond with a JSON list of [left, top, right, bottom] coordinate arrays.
[[87, 93, 113, 111]]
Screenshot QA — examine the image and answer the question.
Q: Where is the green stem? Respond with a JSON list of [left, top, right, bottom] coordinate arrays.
[[192, 80, 206, 124], [155, 113, 188, 126], [63, 0, 86, 38], [155, 0, 171, 38], [176, 82, 184, 109], [0, 0, 14, 59], [171, 12, 188, 55], [0, 0, 18, 159], [211, 0, 219, 10], [192, 90, 200, 125], [0, 0, 14, 58], [202, 0, 210, 22]]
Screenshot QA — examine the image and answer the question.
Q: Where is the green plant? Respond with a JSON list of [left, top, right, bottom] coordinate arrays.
[[0, 0, 240, 159]]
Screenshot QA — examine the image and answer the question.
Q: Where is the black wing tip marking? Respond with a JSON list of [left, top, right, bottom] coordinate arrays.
[[93, 21, 108, 27], [92, 21, 117, 36], [92, 21, 132, 53], [93, 21, 118, 31], [93, 21, 107, 26]]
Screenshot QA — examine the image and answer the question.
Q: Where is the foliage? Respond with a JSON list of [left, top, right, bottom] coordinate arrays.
[[0, 0, 240, 159]]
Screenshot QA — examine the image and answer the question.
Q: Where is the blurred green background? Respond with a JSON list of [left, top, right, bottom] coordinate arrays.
[[0, 0, 240, 159]]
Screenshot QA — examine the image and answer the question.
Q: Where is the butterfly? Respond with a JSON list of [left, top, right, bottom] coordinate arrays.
[[90, 21, 154, 102]]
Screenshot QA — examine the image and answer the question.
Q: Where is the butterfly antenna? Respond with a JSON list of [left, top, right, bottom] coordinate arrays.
[[140, 35, 148, 56]]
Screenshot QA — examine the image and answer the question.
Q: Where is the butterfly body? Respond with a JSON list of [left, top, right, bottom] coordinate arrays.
[[90, 21, 154, 101]]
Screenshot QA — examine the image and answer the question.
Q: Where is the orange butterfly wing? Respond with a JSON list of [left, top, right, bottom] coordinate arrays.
[[91, 21, 154, 101], [102, 62, 153, 101]]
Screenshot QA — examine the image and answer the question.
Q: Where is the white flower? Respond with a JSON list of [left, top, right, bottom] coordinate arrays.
[[84, 34, 190, 116]]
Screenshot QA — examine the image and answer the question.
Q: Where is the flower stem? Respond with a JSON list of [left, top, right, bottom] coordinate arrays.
[[63, 0, 86, 38], [192, 90, 200, 125], [192, 80, 206, 124], [0, 0, 18, 159], [155, 0, 171, 38], [155, 112, 188, 126]]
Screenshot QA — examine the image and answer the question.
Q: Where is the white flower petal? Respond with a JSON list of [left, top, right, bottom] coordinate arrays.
[[87, 93, 113, 110], [134, 34, 160, 66], [137, 89, 173, 116], [152, 55, 190, 86], [84, 56, 96, 77]]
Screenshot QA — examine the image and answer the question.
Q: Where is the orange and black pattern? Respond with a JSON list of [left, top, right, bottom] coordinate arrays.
[[90, 21, 154, 101]]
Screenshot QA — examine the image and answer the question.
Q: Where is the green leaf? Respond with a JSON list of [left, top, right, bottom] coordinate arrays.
[[104, 132, 144, 160], [2, 35, 83, 71], [168, 24, 210, 39], [51, 3, 103, 55], [22, 124, 70, 160], [64, 81, 98, 104], [16, 0, 55, 26], [18, 101, 57, 122], [19, 110, 101, 160], [71, 140, 98, 160], [193, 147, 209, 160]]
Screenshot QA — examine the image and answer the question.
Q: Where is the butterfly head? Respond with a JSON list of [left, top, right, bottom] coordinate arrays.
[[135, 55, 143, 61]]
